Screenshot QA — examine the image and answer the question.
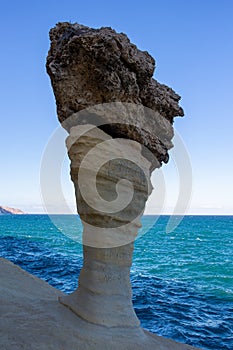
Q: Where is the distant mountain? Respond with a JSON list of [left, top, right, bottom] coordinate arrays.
[[0, 206, 25, 215]]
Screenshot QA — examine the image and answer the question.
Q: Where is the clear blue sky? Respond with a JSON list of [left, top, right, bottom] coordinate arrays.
[[0, 0, 232, 214]]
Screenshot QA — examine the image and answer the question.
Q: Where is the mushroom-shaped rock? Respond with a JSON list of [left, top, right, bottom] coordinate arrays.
[[46, 22, 185, 349], [46, 22, 183, 167]]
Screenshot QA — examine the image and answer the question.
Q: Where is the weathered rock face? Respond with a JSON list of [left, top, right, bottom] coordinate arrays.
[[59, 125, 152, 327], [0, 258, 200, 350], [46, 22, 185, 348], [46, 22, 183, 166]]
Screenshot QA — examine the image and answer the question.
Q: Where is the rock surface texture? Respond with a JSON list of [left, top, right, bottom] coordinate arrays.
[[46, 22, 184, 166], [59, 125, 153, 327], [0, 258, 199, 350], [46, 22, 188, 349]]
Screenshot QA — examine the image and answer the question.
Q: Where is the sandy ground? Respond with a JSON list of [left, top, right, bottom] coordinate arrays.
[[0, 258, 200, 350]]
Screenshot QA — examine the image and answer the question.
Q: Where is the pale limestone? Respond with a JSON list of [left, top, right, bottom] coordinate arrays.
[[0, 258, 200, 350], [60, 125, 152, 327], [44, 21, 194, 350]]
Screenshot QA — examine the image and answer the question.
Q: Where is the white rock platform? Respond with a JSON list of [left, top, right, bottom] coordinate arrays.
[[0, 258, 199, 350]]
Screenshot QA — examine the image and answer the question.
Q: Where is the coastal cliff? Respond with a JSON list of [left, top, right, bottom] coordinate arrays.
[[0, 206, 25, 215]]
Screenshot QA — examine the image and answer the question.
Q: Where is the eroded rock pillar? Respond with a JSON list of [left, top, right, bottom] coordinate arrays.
[[59, 125, 152, 327], [46, 21, 184, 335]]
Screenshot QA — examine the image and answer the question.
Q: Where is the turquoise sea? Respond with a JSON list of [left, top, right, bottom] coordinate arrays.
[[0, 215, 232, 349]]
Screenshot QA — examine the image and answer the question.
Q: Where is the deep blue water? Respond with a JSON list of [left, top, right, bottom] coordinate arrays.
[[0, 215, 232, 349]]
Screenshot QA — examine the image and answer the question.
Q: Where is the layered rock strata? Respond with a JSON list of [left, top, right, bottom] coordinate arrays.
[[58, 125, 152, 326], [46, 22, 184, 348]]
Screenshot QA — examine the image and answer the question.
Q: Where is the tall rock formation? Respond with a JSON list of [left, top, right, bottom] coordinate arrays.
[[46, 22, 185, 349]]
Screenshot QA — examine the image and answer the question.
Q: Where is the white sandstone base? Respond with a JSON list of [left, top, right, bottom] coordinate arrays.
[[0, 258, 199, 350]]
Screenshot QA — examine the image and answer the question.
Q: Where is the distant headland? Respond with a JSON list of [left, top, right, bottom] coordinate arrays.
[[0, 206, 25, 215]]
